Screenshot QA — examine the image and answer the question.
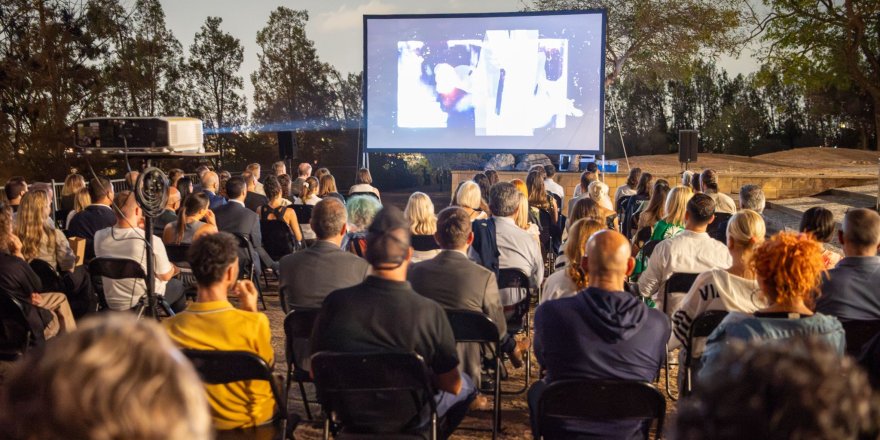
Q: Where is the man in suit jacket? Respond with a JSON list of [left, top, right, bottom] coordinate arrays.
[[409, 206, 527, 409], [213, 177, 276, 273], [67, 177, 116, 260], [242, 171, 268, 212], [201, 171, 226, 210]]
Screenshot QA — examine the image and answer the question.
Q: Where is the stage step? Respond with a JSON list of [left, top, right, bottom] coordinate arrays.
[[825, 184, 878, 207], [766, 192, 876, 231]]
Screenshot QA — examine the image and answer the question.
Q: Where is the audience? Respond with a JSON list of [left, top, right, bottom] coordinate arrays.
[[342, 195, 382, 257], [0, 314, 212, 440], [67, 177, 116, 260], [295, 176, 321, 242], [15, 190, 93, 317], [541, 218, 604, 303], [318, 173, 345, 203], [621, 172, 653, 237], [154, 186, 181, 236], [277, 173, 294, 205], [163, 232, 275, 430], [200, 171, 226, 210], [168, 168, 185, 188], [674, 337, 880, 440], [58, 173, 85, 222], [699, 169, 736, 214], [314, 167, 330, 181], [124, 170, 139, 191], [94, 191, 185, 312], [681, 170, 694, 189], [242, 171, 268, 212], [639, 194, 732, 313], [311, 206, 476, 437], [65, 187, 91, 228], [816, 208, 880, 321], [163, 193, 217, 245], [349, 167, 381, 200], [453, 180, 489, 221], [543, 164, 564, 201], [738, 184, 765, 213], [473, 172, 492, 208], [280, 198, 368, 311], [511, 178, 541, 242], [566, 170, 596, 215], [526, 170, 559, 246], [799, 206, 842, 268], [485, 169, 499, 186], [700, 232, 845, 374], [213, 177, 276, 273], [409, 206, 528, 410], [614, 167, 642, 207], [257, 176, 303, 242], [193, 165, 210, 193], [5, 177, 28, 213], [177, 175, 194, 201], [587, 180, 616, 228], [690, 170, 702, 194], [634, 179, 671, 234], [531, 230, 669, 439], [246, 163, 265, 195], [291, 162, 312, 197], [405, 192, 441, 263], [273, 160, 287, 178]]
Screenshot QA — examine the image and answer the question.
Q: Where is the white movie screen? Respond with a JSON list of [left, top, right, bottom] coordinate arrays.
[[364, 11, 605, 153]]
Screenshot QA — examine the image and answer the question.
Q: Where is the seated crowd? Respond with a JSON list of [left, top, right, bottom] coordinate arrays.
[[1, 161, 880, 440]]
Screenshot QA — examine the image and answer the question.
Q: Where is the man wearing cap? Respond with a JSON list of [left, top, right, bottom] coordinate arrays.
[[311, 206, 476, 438]]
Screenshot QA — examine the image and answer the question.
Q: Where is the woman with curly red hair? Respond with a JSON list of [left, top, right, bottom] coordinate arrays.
[[700, 232, 845, 375]]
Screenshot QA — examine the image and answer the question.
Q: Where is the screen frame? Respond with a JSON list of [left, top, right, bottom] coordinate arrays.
[[362, 9, 607, 154]]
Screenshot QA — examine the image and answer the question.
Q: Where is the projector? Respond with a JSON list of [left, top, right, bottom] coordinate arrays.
[[73, 117, 205, 154]]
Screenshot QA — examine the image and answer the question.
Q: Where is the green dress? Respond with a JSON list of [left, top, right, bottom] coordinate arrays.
[[631, 219, 685, 288]]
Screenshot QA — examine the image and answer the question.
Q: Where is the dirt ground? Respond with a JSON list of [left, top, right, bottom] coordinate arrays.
[[615, 147, 879, 176]]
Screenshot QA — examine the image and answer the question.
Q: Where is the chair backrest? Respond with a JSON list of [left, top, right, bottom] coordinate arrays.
[[182, 349, 284, 414], [311, 351, 437, 435], [291, 204, 313, 225], [260, 219, 297, 261], [231, 233, 255, 280], [536, 379, 665, 440], [707, 212, 732, 243], [445, 309, 499, 344], [283, 308, 320, 370], [689, 310, 728, 340], [164, 244, 191, 268], [29, 259, 62, 292], [347, 192, 380, 201], [88, 257, 147, 281], [842, 320, 880, 357], [410, 235, 440, 252], [665, 272, 700, 295], [497, 268, 530, 290], [0, 291, 33, 358]]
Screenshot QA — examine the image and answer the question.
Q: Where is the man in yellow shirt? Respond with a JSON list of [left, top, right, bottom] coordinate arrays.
[[164, 232, 275, 430]]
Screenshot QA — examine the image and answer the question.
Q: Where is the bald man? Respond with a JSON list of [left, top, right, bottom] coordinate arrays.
[[201, 171, 226, 210], [530, 230, 670, 439]]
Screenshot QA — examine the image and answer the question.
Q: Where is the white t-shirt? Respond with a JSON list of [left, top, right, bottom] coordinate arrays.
[[541, 270, 580, 304], [614, 185, 637, 206], [544, 178, 565, 201], [670, 268, 766, 355], [94, 227, 173, 310]]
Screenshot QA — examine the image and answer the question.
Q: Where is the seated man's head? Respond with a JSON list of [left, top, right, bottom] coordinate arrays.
[[125, 170, 139, 188], [840, 208, 880, 257], [113, 190, 140, 227], [0, 314, 211, 440], [489, 182, 522, 219], [673, 337, 880, 439], [365, 206, 412, 273], [685, 193, 716, 230], [246, 163, 261, 180], [189, 232, 240, 290], [4, 179, 27, 204], [311, 198, 348, 242], [273, 160, 286, 177], [195, 165, 210, 179], [241, 171, 257, 191], [739, 184, 765, 213], [435, 207, 473, 251], [225, 176, 246, 202], [298, 162, 312, 178], [201, 171, 219, 193], [88, 177, 113, 205], [582, 230, 634, 290]]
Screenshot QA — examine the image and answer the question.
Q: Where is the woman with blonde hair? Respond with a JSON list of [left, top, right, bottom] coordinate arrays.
[[16, 190, 76, 271], [0, 314, 212, 440], [405, 192, 441, 262], [701, 231, 845, 373], [453, 180, 488, 221], [65, 187, 92, 228], [318, 173, 345, 203], [59, 173, 85, 219], [541, 219, 605, 303], [670, 210, 768, 360], [511, 179, 541, 241], [587, 180, 617, 229], [632, 186, 693, 277]]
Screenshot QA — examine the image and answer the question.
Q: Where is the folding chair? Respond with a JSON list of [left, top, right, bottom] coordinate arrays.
[[182, 349, 294, 440], [283, 308, 321, 421], [29, 259, 63, 292], [232, 233, 267, 310], [311, 351, 438, 440], [534, 379, 666, 440], [0, 291, 33, 361], [164, 244, 196, 300], [660, 272, 700, 400], [842, 320, 880, 357], [446, 309, 501, 439], [87, 257, 175, 318], [347, 192, 380, 201], [682, 310, 728, 395], [497, 268, 534, 395]]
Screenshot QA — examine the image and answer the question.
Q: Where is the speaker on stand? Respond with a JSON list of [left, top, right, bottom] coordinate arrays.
[[679, 130, 699, 171]]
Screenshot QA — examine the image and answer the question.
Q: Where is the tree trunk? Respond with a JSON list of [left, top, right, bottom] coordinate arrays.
[[875, 97, 880, 151]]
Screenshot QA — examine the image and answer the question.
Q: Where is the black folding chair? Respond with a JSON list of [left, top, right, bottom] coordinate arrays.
[[0, 291, 33, 361], [661, 272, 700, 400], [182, 349, 293, 439], [311, 351, 438, 440], [446, 309, 501, 439], [165, 244, 196, 300], [707, 212, 733, 244], [283, 308, 321, 421], [534, 379, 666, 440], [682, 310, 728, 395], [87, 257, 175, 318], [29, 259, 63, 292], [232, 233, 267, 310], [347, 192, 380, 201], [842, 320, 880, 357], [497, 268, 534, 395]]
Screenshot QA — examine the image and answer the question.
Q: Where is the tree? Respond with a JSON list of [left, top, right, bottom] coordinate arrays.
[[529, 0, 746, 86], [187, 16, 247, 132], [754, 0, 879, 149]]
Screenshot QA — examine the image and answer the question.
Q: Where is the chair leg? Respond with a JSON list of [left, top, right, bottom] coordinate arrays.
[[664, 345, 678, 401], [493, 342, 502, 439], [253, 273, 267, 310], [298, 381, 313, 421], [323, 417, 330, 440]]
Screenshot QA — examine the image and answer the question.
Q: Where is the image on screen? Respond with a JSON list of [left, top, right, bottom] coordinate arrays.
[[364, 11, 605, 153]]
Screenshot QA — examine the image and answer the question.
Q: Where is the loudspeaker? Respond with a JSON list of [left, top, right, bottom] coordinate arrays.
[[679, 130, 699, 163], [277, 131, 296, 160]]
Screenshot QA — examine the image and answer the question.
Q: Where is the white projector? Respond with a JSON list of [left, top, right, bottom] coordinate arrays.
[[74, 117, 205, 154]]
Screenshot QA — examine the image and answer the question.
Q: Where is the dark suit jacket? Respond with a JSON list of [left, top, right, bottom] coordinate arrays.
[[66, 204, 116, 259], [409, 249, 507, 381], [213, 201, 269, 272], [203, 190, 227, 210], [279, 241, 370, 309], [244, 192, 269, 213]]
